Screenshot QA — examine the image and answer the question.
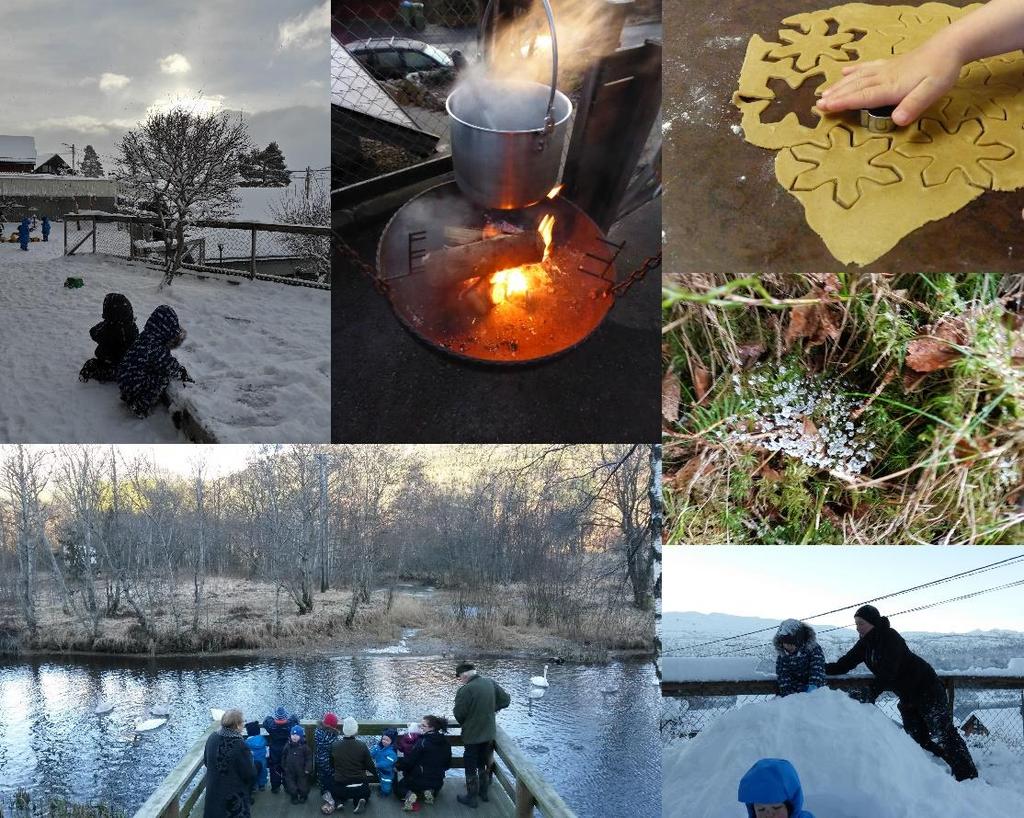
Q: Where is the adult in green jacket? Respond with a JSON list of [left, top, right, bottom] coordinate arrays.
[[452, 662, 511, 808]]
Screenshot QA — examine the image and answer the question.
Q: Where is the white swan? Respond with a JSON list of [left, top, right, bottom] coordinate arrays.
[[530, 665, 550, 687], [210, 709, 225, 723], [135, 717, 167, 732]]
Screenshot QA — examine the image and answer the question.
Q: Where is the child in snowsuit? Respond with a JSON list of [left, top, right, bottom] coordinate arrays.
[[41, 216, 50, 242], [371, 728, 399, 797], [394, 716, 451, 812], [262, 707, 300, 794], [245, 721, 269, 793], [117, 305, 190, 417], [314, 713, 341, 793], [397, 723, 420, 756], [773, 619, 826, 697], [18, 218, 29, 250], [738, 758, 816, 818], [80, 293, 139, 383], [282, 725, 313, 804]]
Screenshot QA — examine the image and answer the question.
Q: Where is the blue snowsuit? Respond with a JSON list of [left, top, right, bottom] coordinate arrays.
[[42, 216, 50, 241], [263, 712, 300, 792], [117, 305, 186, 417], [246, 733, 269, 790], [774, 620, 826, 697], [370, 729, 399, 796], [738, 758, 816, 818], [18, 218, 29, 250]]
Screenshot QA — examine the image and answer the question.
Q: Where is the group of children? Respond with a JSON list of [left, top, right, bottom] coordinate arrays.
[[1, 214, 51, 250], [79, 292, 192, 418], [245, 707, 452, 814]]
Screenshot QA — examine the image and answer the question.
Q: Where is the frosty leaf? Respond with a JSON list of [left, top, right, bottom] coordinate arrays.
[[662, 368, 681, 424]]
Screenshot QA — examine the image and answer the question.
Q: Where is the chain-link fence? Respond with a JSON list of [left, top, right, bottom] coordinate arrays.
[[661, 678, 1024, 756], [333, 1, 474, 187], [63, 214, 330, 287]]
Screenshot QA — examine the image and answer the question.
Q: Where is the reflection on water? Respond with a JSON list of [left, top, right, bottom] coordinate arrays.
[[0, 655, 659, 817]]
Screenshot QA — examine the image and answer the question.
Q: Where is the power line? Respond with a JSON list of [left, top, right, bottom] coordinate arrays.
[[663, 553, 1024, 657]]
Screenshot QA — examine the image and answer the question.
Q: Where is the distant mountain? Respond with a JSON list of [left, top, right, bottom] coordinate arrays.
[[662, 611, 1024, 672]]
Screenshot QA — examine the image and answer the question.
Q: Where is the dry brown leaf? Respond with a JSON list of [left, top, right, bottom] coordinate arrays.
[[785, 285, 843, 349], [759, 464, 783, 482], [669, 455, 714, 493], [692, 363, 712, 405], [905, 316, 967, 373], [802, 416, 818, 437], [902, 368, 929, 393], [1012, 338, 1024, 366], [735, 342, 767, 369], [662, 369, 681, 424]]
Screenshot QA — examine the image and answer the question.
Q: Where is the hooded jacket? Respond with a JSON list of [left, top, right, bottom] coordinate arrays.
[[314, 723, 340, 774], [90, 293, 138, 363], [395, 731, 451, 792], [825, 616, 938, 702], [773, 620, 827, 697], [738, 758, 816, 818], [117, 305, 184, 410], [262, 712, 300, 750]]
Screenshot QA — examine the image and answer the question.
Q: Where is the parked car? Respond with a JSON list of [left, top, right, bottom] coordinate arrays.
[[347, 38, 455, 81]]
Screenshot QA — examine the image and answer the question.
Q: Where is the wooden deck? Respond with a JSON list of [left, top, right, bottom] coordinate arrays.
[[245, 783, 507, 818], [135, 720, 572, 818]]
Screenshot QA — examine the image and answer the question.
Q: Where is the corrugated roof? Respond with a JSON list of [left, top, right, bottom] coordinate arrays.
[[0, 135, 37, 163]]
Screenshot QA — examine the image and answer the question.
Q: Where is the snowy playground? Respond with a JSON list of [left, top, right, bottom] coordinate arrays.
[[663, 687, 1024, 817], [0, 220, 329, 442]]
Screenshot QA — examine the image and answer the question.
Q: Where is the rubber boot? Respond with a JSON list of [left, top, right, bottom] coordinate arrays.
[[457, 773, 479, 808]]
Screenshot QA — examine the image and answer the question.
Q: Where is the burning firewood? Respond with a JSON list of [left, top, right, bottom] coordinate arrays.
[[443, 226, 485, 246], [423, 231, 544, 288]]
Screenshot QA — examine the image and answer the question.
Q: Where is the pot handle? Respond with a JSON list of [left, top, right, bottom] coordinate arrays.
[[479, 0, 559, 149]]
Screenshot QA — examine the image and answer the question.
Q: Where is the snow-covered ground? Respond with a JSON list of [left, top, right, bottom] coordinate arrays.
[[663, 688, 1024, 817], [0, 222, 329, 443]]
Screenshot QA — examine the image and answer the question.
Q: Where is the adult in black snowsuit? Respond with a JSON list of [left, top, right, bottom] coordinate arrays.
[[203, 709, 256, 818], [394, 716, 452, 809], [117, 305, 189, 417], [825, 605, 978, 781], [80, 293, 139, 383], [262, 707, 300, 794]]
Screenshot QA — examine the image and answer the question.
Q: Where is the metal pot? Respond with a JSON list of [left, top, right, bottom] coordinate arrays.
[[446, 0, 572, 210]]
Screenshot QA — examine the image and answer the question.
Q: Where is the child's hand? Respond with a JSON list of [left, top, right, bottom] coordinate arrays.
[[817, 41, 963, 126]]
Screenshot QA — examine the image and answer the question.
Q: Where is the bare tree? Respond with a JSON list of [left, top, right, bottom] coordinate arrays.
[[0, 445, 45, 637], [270, 176, 330, 283], [117, 104, 251, 284]]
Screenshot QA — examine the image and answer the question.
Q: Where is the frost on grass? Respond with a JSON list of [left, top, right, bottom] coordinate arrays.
[[714, 362, 877, 475]]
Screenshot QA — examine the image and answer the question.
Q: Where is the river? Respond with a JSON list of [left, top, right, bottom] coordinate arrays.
[[0, 654, 659, 817]]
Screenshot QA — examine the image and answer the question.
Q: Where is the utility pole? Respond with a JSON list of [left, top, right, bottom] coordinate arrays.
[[62, 142, 76, 174], [305, 166, 311, 200]]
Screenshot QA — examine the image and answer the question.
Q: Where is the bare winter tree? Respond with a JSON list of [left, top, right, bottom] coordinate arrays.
[[270, 176, 330, 283], [117, 104, 251, 285], [0, 445, 46, 637]]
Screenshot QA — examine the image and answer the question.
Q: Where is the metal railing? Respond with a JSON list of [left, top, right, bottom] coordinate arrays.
[[661, 676, 1024, 754], [62, 213, 331, 288], [133, 719, 576, 818]]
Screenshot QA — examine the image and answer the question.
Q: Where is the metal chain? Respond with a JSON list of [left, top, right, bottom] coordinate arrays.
[[332, 227, 390, 294], [610, 251, 661, 298]]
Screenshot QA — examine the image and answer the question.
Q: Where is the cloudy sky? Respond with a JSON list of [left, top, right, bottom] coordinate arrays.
[[0, 1, 328, 175], [664, 546, 1024, 632]]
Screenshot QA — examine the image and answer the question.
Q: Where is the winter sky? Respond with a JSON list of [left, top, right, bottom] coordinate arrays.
[[0, 0, 328, 175], [664, 546, 1024, 633]]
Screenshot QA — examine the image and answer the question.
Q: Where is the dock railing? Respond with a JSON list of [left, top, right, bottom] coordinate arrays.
[[661, 674, 1024, 752], [134, 719, 577, 818]]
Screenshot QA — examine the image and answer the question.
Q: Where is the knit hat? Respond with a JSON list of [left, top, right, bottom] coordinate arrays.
[[455, 662, 476, 677], [245, 721, 261, 738], [273, 706, 290, 722], [290, 725, 305, 738], [854, 605, 883, 627], [342, 717, 358, 737], [323, 712, 338, 729]]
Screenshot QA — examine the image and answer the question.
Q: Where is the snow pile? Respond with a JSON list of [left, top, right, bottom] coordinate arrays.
[[663, 688, 1024, 818], [0, 223, 329, 442]]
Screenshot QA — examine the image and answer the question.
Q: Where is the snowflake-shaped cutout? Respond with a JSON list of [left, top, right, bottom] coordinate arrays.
[[896, 119, 1014, 188], [790, 126, 901, 208], [769, 18, 856, 72]]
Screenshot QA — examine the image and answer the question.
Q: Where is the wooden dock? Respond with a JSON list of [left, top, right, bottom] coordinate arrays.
[[134, 720, 575, 818]]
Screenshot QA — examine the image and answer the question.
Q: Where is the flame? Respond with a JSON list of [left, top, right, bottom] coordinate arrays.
[[488, 216, 556, 306], [546, 184, 563, 199]]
